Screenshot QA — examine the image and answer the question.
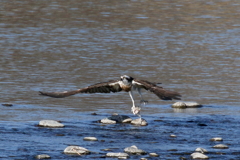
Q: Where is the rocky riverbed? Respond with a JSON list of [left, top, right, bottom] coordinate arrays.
[[1, 104, 240, 160]]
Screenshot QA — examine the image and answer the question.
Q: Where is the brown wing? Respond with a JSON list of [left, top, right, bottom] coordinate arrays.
[[39, 80, 122, 98], [133, 79, 181, 100]]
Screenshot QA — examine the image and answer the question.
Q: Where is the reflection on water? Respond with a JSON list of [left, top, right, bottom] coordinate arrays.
[[0, 0, 240, 122]]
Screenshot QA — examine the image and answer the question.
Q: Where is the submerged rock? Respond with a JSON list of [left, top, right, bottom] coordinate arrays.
[[172, 102, 202, 108], [124, 145, 147, 155], [195, 147, 208, 153], [106, 152, 129, 158], [100, 114, 133, 124], [100, 118, 117, 124], [210, 137, 223, 141], [38, 120, 64, 128], [2, 103, 13, 107], [35, 154, 51, 159], [191, 152, 209, 159], [83, 137, 98, 141], [64, 146, 90, 155], [212, 144, 229, 149], [131, 118, 148, 126]]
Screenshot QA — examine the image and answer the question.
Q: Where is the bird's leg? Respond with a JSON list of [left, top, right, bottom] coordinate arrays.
[[137, 88, 148, 105], [129, 91, 141, 115]]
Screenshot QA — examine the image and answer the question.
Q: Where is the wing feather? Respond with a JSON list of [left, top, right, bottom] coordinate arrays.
[[133, 79, 181, 100], [39, 80, 122, 98]]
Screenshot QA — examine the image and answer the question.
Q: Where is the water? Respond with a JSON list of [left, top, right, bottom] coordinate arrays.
[[0, 0, 240, 159]]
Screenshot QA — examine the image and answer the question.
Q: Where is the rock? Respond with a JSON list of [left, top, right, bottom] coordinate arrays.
[[210, 137, 223, 141], [2, 103, 13, 107], [64, 146, 90, 155], [106, 152, 129, 158], [124, 145, 147, 155], [172, 102, 202, 108], [195, 147, 208, 153], [100, 118, 117, 124], [35, 154, 51, 159], [172, 102, 187, 108], [83, 137, 98, 141], [212, 144, 229, 149], [149, 152, 159, 157], [38, 120, 64, 128], [170, 134, 177, 138], [131, 118, 148, 126], [191, 152, 209, 159], [140, 158, 148, 160]]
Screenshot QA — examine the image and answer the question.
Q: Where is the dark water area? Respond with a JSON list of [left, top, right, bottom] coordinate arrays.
[[1, 0, 240, 159]]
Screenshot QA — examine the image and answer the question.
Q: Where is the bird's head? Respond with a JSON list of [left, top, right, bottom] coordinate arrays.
[[120, 75, 134, 83]]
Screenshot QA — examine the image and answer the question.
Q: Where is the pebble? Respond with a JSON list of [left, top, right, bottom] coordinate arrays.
[[38, 120, 64, 128], [212, 144, 229, 149], [106, 152, 129, 158], [210, 137, 223, 141], [149, 152, 159, 157], [124, 145, 147, 155], [131, 118, 148, 126], [195, 147, 208, 153], [64, 146, 90, 155], [172, 102, 202, 108], [83, 137, 98, 141], [191, 152, 209, 159], [35, 154, 51, 159]]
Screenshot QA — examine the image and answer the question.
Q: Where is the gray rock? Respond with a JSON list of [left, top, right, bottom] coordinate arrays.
[[83, 137, 98, 141], [39, 120, 64, 128], [195, 147, 208, 153], [64, 146, 90, 155], [191, 152, 209, 159], [106, 152, 129, 158], [2, 103, 13, 107], [212, 144, 229, 149], [149, 152, 159, 157], [172, 102, 202, 108], [124, 145, 147, 155], [35, 154, 51, 159], [170, 134, 177, 138], [140, 158, 148, 160], [109, 114, 132, 123], [100, 118, 116, 124], [131, 118, 148, 126], [210, 137, 223, 141], [172, 102, 187, 108]]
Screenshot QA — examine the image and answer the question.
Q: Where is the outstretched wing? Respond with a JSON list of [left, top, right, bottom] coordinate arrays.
[[132, 79, 181, 100], [39, 80, 122, 98]]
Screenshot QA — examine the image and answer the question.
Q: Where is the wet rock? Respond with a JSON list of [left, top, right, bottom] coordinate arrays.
[[172, 102, 202, 108], [2, 103, 13, 107], [170, 134, 177, 138], [212, 144, 229, 149], [210, 137, 223, 141], [140, 158, 148, 160], [38, 120, 64, 128], [64, 146, 90, 155], [195, 147, 208, 153], [172, 102, 187, 108], [131, 118, 148, 126], [191, 152, 209, 159], [100, 118, 116, 124], [35, 154, 51, 159], [106, 152, 129, 158], [149, 152, 159, 157], [83, 137, 98, 141], [124, 145, 147, 155]]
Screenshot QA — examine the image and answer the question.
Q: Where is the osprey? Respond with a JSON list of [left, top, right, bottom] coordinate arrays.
[[39, 75, 181, 118]]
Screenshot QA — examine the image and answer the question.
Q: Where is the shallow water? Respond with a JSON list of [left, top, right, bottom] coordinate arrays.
[[1, 0, 240, 159]]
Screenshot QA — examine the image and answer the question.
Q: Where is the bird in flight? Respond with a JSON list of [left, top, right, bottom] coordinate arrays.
[[39, 75, 181, 119]]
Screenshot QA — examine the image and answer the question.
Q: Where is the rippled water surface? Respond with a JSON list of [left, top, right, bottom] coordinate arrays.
[[1, 0, 240, 159]]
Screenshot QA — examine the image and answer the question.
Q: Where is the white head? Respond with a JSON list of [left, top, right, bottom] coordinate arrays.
[[120, 75, 134, 83]]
